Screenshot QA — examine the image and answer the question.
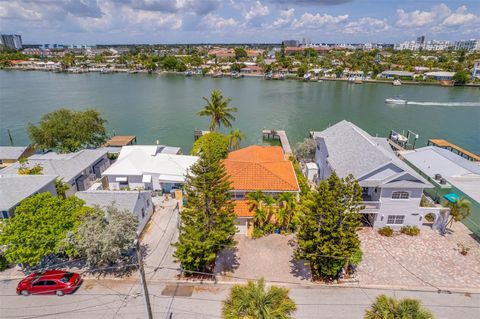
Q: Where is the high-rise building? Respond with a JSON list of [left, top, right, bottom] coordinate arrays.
[[0, 34, 23, 50], [282, 40, 299, 47], [416, 36, 425, 45], [454, 39, 480, 52]]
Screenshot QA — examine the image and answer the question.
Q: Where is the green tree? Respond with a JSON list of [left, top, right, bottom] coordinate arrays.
[[247, 191, 267, 228], [162, 56, 178, 70], [0, 193, 91, 266], [295, 138, 317, 161], [297, 64, 308, 77], [276, 192, 296, 231], [446, 198, 471, 227], [17, 157, 43, 175], [191, 132, 229, 162], [223, 278, 297, 319], [198, 90, 238, 131], [74, 204, 138, 266], [452, 70, 470, 85], [228, 129, 246, 151], [296, 172, 363, 279], [54, 178, 70, 198], [28, 108, 107, 153], [365, 295, 434, 319], [234, 48, 247, 60], [173, 148, 237, 274]]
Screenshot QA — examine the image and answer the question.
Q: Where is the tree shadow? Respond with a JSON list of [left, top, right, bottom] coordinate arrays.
[[214, 246, 240, 275], [287, 237, 311, 281]]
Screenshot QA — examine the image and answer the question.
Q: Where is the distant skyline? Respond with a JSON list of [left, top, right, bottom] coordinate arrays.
[[1, 0, 479, 44]]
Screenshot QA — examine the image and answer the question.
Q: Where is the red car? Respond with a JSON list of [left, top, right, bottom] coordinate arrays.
[[16, 270, 81, 296]]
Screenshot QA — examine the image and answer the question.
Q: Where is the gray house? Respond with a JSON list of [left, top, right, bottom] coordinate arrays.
[[1, 149, 110, 196], [311, 120, 446, 230], [76, 190, 154, 232], [0, 175, 57, 218]]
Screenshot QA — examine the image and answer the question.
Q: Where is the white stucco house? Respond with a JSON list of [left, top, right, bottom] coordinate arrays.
[[0, 175, 57, 218], [102, 145, 198, 192], [76, 190, 154, 232], [310, 120, 447, 231]]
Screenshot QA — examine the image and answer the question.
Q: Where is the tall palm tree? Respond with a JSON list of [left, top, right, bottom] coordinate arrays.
[[262, 195, 276, 225], [223, 278, 297, 319], [198, 89, 238, 131], [365, 295, 434, 319], [276, 192, 296, 230], [446, 198, 471, 227], [228, 129, 246, 151], [247, 191, 266, 228]]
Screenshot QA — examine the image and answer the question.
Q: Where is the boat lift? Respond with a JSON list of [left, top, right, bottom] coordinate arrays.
[[388, 129, 419, 150]]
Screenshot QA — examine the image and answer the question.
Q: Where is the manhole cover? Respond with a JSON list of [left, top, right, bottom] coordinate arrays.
[[161, 284, 194, 297]]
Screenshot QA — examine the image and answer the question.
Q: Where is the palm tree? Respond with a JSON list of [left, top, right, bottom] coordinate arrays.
[[262, 195, 276, 225], [247, 191, 266, 228], [276, 192, 296, 230], [228, 129, 246, 151], [446, 198, 471, 228], [365, 295, 434, 319], [223, 278, 297, 319], [198, 89, 238, 131]]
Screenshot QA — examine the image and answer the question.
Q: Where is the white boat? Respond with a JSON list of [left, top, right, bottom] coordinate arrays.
[[393, 79, 402, 86], [303, 73, 311, 81], [385, 97, 407, 104]]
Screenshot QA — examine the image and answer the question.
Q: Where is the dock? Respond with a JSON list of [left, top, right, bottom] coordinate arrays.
[[428, 139, 480, 162], [194, 130, 210, 141], [104, 135, 137, 147], [262, 129, 293, 157]]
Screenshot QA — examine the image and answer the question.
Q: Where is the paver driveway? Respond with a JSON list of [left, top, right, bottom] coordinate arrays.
[[357, 224, 480, 290], [215, 234, 311, 283]]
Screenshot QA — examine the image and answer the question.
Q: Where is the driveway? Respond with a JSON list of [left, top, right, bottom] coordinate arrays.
[[357, 223, 480, 290], [141, 196, 182, 281], [214, 234, 311, 283]]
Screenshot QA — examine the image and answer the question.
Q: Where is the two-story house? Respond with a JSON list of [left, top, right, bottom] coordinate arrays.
[[310, 120, 446, 231], [223, 145, 300, 235]]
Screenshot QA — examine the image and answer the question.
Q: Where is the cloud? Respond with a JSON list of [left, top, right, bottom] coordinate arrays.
[[116, 0, 220, 15], [201, 13, 237, 30], [442, 5, 479, 27], [396, 4, 451, 28], [271, 8, 294, 28], [344, 17, 389, 34], [270, 0, 351, 5], [292, 12, 348, 29], [244, 1, 269, 21]]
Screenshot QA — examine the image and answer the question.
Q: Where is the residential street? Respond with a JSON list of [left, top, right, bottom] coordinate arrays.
[[1, 278, 479, 318]]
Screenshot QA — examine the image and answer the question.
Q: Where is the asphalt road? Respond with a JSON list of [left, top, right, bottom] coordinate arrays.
[[1, 277, 479, 319]]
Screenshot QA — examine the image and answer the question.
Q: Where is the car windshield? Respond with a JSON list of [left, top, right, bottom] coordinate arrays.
[[59, 272, 74, 283]]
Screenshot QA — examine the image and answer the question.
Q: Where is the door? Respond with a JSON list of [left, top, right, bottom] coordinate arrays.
[[235, 218, 247, 235]]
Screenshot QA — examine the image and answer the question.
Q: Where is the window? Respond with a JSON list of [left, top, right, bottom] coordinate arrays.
[[33, 281, 45, 286], [141, 208, 145, 219], [60, 273, 74, 283], [391, 191, 409, 199], [232, 192, 245, 200], [386, 215, 405, 225]]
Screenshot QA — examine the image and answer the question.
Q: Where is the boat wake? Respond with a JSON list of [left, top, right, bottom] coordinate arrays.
[[406, 101, 480, 107]]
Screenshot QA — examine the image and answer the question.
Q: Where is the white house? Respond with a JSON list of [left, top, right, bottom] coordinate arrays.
[[1, 149, 110, 196], [473, 59, 480, 79], [0, 175, 57, 218], [76, 190, 154, 232], [311, 120, 446, 231], [102, 145, 198, 192]]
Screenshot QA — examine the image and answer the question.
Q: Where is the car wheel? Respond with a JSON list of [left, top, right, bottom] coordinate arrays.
[[20, 290, 30, 296], [55, 290, 64, 296]]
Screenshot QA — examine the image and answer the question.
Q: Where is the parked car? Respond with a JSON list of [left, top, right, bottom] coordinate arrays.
[[16, 270, 81, 296]]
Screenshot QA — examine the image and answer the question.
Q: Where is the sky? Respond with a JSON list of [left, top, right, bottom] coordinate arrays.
[[0, 0, 479, 44]]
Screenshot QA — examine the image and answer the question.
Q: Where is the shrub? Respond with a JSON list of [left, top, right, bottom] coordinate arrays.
[[263, 223, 276, 234], [252, 228, 264, 239], [0, 253, 9, 271], [378, 226, 394, 237], [400, 226, 420, 236]]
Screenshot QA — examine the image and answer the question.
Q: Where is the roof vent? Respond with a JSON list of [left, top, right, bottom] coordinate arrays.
[[434, 173, 442, 180], [439, 178, 447, 185]]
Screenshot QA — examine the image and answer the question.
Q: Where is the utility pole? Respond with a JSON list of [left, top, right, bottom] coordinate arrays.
[[135, 233, 153, 319]]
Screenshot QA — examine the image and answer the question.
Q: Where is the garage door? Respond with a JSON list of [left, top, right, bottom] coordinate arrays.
[[235, 218, 247, 235]]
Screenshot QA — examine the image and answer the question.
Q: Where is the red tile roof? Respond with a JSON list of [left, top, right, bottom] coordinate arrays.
[[223, 145, 300, 192], [234, 200, 254, 217]]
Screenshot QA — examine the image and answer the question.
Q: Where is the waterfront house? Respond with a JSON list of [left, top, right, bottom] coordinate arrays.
[[424, 71, 455, 81], [310, 120, 446, 231], [240, 65, 263, 74], [402, 146, 480, 236], [378, 70, 414, 80], [102, 145, 198, 192], [0, 149, 109, 196], [76, 190, 154, 232], [0, 175, 57, 218], [0, 146, 34, 169], [223, 145, 300, 235], [473, 59, 480, 79]]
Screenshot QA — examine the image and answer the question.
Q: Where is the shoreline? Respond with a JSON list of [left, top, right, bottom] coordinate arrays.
[[2, 68, 479, 87]]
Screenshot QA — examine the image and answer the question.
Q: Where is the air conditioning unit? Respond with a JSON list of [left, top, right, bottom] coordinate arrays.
[[434, 173, 442, 180], [440, 178, 447, 185]]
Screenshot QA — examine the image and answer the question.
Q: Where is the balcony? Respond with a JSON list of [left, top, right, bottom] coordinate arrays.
[[362, 196, 381, 211]]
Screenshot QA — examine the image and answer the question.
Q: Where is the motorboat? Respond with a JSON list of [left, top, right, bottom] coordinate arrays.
[[385, 97, 407, 104], [231, 71, 242, 79], [303, 73, 311, 81], [184, 70, 193, 76], [392, 79, 402, 86]]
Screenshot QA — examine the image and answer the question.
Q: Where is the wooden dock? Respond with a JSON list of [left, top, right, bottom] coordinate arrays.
[[428, 139, 480, 162], [262, 129, 293, 157], [104, 135, 137, 147]]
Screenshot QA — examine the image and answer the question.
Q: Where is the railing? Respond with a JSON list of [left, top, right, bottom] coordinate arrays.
[[362, 201, 381, 211]]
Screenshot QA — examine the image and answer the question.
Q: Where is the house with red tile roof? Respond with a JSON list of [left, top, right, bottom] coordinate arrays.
[[223, 145, 300, 235]]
